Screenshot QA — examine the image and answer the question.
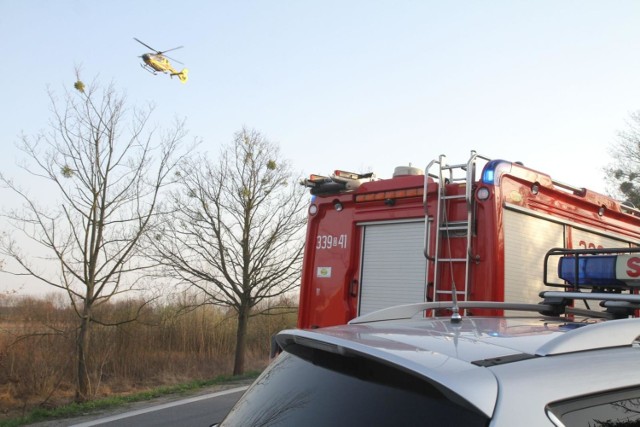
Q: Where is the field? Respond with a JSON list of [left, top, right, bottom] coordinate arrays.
[[0, 292, 297, 419]]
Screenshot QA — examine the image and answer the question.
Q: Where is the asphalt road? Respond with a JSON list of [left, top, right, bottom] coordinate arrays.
[[31, 385, 249, 427]]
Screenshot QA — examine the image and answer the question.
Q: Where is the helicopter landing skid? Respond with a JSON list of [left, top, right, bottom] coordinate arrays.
[[140, 64, 158, 75]]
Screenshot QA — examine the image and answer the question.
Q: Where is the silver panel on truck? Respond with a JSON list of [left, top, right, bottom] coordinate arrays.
[[358, 221, 427, 315], [504, 207, 636, 305], [503, 210, 565, 304]]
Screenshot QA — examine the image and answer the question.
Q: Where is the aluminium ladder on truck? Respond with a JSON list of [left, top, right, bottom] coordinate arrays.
[[424, 151, 491, 307]]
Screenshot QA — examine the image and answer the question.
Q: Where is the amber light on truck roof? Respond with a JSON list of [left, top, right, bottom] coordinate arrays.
[[355, 187, 423, 202], [308, 174, 330, 182], [334, 170, 360, 180]]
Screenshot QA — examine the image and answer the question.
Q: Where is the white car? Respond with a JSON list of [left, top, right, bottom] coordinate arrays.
[[217, 249, 640, 426]]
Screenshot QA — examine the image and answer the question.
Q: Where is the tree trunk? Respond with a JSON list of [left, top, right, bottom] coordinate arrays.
[[76, 307, 91, 401], [233, 304, 250, 375]]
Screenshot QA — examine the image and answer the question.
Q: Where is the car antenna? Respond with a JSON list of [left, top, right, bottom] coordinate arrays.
[[450, 278, 462, 323]]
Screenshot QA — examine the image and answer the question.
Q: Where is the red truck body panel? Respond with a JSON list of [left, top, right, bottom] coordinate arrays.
[[298, 157, 640, 329]]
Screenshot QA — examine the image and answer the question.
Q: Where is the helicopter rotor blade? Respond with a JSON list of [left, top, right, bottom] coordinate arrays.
[[163, 55, 184, 65], [134, 38, 185, 64], [159, 46, 184, 55], [134, 37, 158, 52]]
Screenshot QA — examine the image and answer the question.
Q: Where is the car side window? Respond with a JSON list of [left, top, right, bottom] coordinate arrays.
[[547, 387, 640, 427]]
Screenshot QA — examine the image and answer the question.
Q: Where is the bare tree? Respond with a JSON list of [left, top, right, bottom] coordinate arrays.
[[607, 111, 640, 207], [149, 128, 307, 375], [0, 74, 190, 400]]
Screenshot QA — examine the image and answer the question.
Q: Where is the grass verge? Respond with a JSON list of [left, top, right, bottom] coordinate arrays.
[[0, 371, 260, 427]]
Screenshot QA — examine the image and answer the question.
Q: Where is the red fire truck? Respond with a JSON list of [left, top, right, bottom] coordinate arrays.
[[298, 151, 640, 329]]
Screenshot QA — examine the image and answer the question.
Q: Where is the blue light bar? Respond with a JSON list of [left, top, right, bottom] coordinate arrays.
[[482, 168, 495, 184], [558, 256, 628, 288], [481, 160, 510, 185]]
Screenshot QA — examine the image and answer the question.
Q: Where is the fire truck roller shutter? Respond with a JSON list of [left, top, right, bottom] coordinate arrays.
[[358, 220, 427, 316], [504, 207, 637, 307], [503, 210, 565, 304], [570, 228, 632, 251]]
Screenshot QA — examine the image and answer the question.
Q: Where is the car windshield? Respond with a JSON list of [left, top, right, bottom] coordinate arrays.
[[219, 344, 489, 427]]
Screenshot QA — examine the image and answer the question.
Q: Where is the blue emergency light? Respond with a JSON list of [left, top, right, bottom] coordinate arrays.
[[558, 256, 628, 288], [481, 160, 510, 185], [482, 168, 495, 185]]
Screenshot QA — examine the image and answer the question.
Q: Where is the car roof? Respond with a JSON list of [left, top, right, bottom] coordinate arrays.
[[276, 315, 640, 419]]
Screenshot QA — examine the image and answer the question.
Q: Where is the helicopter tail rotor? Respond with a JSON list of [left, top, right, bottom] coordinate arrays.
[[175, 68, 188, 84]]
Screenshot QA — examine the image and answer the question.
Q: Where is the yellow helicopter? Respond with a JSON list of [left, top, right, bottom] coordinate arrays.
[[134, 38, 188, 83]]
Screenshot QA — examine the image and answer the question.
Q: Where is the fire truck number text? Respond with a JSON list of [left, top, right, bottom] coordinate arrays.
[[577, 241, 604, 250], [316, 234, 347, 250], [627, 257, 640, 278]]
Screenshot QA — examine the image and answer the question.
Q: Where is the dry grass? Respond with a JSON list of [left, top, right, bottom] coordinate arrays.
[[0, 293, 297, 418]]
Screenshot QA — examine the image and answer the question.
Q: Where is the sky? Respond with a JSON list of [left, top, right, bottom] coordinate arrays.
[[2, 1, 640, 294]]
